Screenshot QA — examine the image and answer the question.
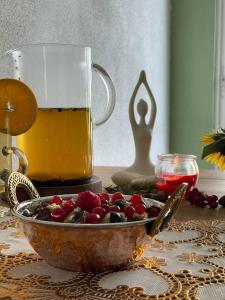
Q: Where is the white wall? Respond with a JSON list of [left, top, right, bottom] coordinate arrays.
[[0, 0, 170, 167]]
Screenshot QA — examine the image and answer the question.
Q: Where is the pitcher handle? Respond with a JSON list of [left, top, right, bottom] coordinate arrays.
[[148, 183, 188, 237], [0, 146, 29, 186], [92, 63, 116, 126], [2, 146, 28, 173]]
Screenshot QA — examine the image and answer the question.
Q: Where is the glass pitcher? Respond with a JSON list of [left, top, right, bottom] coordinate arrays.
[[0, 133, 11, 191], [3, 44, 116, 185]]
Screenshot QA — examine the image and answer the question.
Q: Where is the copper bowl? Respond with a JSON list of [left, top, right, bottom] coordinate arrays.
[[7, 172, 188, 273]]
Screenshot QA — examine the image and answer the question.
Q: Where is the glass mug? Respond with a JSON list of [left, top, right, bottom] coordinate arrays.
[[2, 44, 116, 185]]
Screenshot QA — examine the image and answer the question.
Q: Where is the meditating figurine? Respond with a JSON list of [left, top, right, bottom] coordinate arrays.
[[112, 70, 157, 186]]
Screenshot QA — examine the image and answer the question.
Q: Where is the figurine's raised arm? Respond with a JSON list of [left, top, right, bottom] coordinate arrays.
[[129, 71, 144, 128], [142, 72, 157, 129]]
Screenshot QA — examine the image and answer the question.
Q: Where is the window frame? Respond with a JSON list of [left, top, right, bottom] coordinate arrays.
[[214, 0, 225, 129]]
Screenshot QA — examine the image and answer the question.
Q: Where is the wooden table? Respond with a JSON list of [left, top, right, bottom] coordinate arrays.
[[94, 166, 225, 221]]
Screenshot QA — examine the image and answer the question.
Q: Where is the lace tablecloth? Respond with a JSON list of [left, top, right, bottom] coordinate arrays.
[[0, 204, 225, 300]]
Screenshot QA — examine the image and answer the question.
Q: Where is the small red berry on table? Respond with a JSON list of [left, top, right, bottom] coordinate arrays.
[[209, 201, 218, 209]]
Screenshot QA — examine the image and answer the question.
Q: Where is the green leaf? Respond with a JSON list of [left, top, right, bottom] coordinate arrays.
[[221, 128, 225, 134], [202, 137, 225, 159]]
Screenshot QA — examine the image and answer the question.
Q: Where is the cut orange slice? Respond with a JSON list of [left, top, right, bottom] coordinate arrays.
[[0, 79, 37, 136]]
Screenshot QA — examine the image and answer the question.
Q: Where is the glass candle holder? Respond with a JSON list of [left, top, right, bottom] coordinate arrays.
[[155, 154, 199, 196]]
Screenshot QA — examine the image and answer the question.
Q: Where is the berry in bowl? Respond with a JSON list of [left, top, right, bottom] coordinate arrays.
[[8, 172, 188, 272]]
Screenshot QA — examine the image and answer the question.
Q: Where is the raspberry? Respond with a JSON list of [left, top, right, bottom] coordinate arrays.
[[111, 192, 125, 202], [51, 207, 65, 222], [102, 204, 110, 211], [98, 193, 110, 200], [135, 204, 146, 214], [131, 213, 145, 221], [124, 206, 136, 219], [101, 199, 109, 206], [50, 196, 62, 205], [85, 213, 100, 224], [62, 199, 76, 214], [130, 194, 142, 207], [109, 205, 121, 213], [77, 191, 101, 212], [92, 207, 107, 219]]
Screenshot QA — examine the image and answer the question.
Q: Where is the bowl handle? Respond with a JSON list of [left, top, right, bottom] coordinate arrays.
[[148, 182, 188, 237], [6, 172, 40, 208]]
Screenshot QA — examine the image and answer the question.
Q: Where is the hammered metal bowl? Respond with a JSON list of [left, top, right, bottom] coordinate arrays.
[[7, 172, 188, 273]]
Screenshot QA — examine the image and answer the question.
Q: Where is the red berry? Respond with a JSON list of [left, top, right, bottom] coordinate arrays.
[[51, 207, 65, 222], [98, 193, 110, 200], [207, 196, 218, 203], [50, 196, 62, 205], [130, 194, 142, 207], [62, 199, 76, 214], [209, 201, 218, 209], [109, 205, 121, 213], [192, 196, 200, 205], [192, 188, 199, 194], [77, 191, 101, 212], [148, 207, 160, 218], [124, 206, 136, 219], [185, 195, 192, 202], [92, 207, 106, 219], [102, 204, 110, 211], [195, 200, 205, 207], [111, 192, 125, 202], [101, 199, 109, 206], [135, 204, 146, 214], [85, 213, 100, 224]]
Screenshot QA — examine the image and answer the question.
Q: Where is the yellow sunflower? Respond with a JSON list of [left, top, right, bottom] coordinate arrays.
[[201, 133, 215, 145], [201, 129, 225, 171]]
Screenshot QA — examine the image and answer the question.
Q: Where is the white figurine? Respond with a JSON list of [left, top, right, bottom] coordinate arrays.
[[112, 70, 157, 187]]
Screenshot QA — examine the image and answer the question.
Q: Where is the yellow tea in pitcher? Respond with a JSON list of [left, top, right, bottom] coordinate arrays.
[[17, 108, 92, 184]]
